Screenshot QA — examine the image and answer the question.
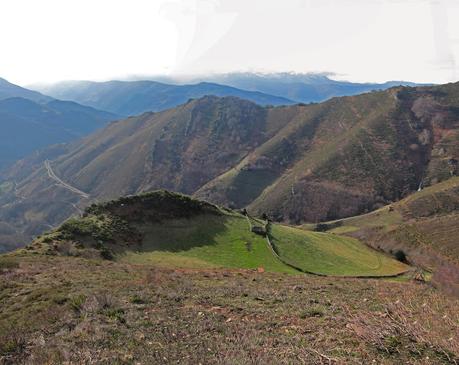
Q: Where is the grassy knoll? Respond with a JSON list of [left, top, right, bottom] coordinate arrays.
[[271, 224, 409, 277], [120, 215, 297, 274], [29, 190, 410, 278]]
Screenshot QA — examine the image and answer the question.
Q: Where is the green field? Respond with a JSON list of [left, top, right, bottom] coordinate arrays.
[[270, 224, 409, 276], [119, 216, 297, 274], [116, 213, 409, 277], [33, 191, 411, 277]]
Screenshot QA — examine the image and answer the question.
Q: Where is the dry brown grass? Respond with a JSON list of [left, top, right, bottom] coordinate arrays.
[[0, 254, 458, 364]]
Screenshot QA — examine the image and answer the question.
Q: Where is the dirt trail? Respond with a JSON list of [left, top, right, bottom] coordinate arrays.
[[44, 160, 90, 199]]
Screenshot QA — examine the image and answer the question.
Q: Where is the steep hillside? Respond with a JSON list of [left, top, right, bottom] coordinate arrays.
[[0, 77, 52, 103], [2, 82, 459, 250], [198, 84, 459, 223], [35, 80, 295, 115], [0, 96, 289, 250], [310, 176, 459, 265], [302, 176, 459, 295], [0, 97, 118, 169]]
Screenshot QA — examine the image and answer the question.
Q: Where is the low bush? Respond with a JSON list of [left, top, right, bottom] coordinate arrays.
[[314, 221, 342, 232], [69, 294, 86, 313], [0, 258, 19, 272], [300, 305, 325, 318], [0, 334, 26, 357], [130, 294, 146, 304], [394, 249, 407, 263]]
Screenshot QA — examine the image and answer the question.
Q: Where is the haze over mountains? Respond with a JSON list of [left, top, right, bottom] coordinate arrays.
[[0, 78, 119, 170], [150, 73, 423, 103], [35, 80, 295, 116], [2, 81, 458, 258], [0, 77, 52, 103], [35, 73, 423, 115]]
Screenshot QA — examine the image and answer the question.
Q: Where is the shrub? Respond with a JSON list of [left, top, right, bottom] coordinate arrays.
[[0, 334, 26, 357], [52, 295, 68, 305], [394, 250, 407, 263], [42, 236, 53, 243], [0, 258, 19, 271], [60, 218, 98, 237], [104, 308, 126, 323], [314, 221, 342, 232], [300, 306, 325, 318], [130, 295, 146, 304], [69, 294, 86, 313], [100, 248, 114, 260]]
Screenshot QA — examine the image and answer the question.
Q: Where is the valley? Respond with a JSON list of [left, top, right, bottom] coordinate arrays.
[[2, 82, 459, 254]]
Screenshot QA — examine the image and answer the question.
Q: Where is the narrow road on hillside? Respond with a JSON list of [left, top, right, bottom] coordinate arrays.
[[44, 160, 90, 199]]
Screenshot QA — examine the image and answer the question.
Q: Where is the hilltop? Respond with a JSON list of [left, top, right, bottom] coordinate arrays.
[[26, 191, 407, 277]]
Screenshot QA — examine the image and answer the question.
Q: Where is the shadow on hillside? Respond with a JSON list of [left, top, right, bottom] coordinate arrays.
[[131, 214, 237, 253]]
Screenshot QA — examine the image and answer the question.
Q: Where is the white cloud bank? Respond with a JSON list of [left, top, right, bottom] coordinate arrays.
[[0, 0, 458, 85]]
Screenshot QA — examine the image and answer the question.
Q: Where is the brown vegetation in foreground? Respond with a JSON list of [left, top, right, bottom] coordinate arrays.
[[0, 254, 458, 364]]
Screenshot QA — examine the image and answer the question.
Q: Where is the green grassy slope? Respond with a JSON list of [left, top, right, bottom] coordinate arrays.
[[28, 191, 409, 277], [270, 224, 408, 276], [121, 215, 297, 274]]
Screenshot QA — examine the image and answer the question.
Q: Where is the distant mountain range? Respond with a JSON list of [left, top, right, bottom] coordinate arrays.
[[2, 81, 458, 253], [34, 80, 296, 116], [0, 77, 52, 103], [153, 72, 426, 103], [33, 74, 426, 116], [0, 78, 119, 169]]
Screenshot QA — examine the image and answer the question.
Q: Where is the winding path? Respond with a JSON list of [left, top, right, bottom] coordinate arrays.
[[244, 213, 410, 278], [44, 160, 90, 199]]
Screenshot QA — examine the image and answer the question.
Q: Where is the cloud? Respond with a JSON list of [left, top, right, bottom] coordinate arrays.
[[430, 0, 457, 79]]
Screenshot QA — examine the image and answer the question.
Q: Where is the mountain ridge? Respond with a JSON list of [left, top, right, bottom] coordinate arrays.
[[33, 80, 296, 116], [1, 82, 459, 252], [0, 96, 119, 170], [153, 72, 427, 103], [0, 77, 52, 103]]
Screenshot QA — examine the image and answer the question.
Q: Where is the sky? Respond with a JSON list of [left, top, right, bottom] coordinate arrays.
[[0, 0, 458, 85]]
